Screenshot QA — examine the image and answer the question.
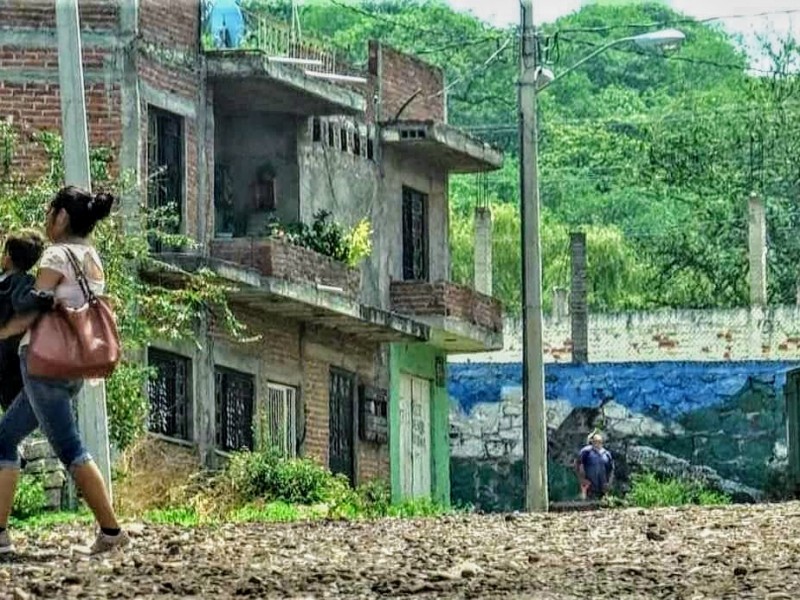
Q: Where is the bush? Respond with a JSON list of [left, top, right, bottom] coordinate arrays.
[[625, 472, 731, 508], [13, 475, 47, 520], [223, 450, 345, 505], [214, 451, 451, 522]]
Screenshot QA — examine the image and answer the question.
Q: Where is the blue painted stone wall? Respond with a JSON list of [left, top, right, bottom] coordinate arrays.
[[449, 361, 799, 511]]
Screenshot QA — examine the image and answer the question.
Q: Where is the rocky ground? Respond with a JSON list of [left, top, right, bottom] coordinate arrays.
[[2, 502, 800, 599]]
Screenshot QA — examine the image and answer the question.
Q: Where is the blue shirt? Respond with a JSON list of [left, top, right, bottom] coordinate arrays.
[[579, 445, 614, 492]]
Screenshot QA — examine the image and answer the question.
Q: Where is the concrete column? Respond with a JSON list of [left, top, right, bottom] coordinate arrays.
[[196, 315, 217, 468], [748, 193, 767, 307], [570, 232, 588, 364], [473, 206, 492, 296], [553, 287, 569, 321], [56, 0, 112, 499]]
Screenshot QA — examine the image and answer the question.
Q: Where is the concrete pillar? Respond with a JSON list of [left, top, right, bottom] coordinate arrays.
[[553, 287, 569, 321], [748, 193, 767, 307], [56, 0, 112, 499], [570, 232, 588, 364], [474, 206, 492, 295]]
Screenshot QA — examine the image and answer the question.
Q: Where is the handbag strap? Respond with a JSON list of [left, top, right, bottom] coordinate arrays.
[[60, 245, 98, 305]]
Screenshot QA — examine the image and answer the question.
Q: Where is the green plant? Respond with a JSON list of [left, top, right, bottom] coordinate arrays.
[[344, 218, 373, 267], [267, 211, 372, 266], [144, 506, 201, 527], [13, 475, 47, 520], [0, 128, 248, 451], [626, 472, 731, 508]]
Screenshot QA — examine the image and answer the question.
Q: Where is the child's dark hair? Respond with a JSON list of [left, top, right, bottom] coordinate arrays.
[[50, 186, 115, 238], [5, 230, 45, 272]]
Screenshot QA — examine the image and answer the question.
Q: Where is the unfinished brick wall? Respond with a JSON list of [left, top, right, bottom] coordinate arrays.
[[216, 309, 389, 486], [0, 77, 121, 179], [139, 0, 199, 49], [369, 41, 445, 123], [137, 0, 204, 241], [0, 0, 119, 31]]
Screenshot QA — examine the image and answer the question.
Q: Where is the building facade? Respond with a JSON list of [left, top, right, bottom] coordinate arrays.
[[0, 0, 504, 504]]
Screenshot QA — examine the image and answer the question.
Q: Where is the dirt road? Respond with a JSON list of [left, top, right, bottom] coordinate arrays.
[[1, 502, 799, 599]]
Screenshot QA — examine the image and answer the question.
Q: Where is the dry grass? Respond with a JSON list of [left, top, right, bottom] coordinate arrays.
[[113, 436, 201, 516]]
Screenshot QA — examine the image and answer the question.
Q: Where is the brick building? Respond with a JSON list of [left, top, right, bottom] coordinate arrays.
[[0, 0, 503, 504]]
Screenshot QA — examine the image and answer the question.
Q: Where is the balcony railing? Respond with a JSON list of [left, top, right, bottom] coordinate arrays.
[[211, 238, 361, 298], [390, 280, 504, 348], [203, 7, 363, 80]]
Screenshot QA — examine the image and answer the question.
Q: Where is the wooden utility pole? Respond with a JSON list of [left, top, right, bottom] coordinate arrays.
[[56, 0, 113, 497], [519, 0, 549, 512]]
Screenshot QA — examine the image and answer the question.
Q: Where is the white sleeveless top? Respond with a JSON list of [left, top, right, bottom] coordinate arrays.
[[20, 243, 105, 348]]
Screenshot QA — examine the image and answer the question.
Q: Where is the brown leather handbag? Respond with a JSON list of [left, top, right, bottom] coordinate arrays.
[[26, 246, 121, 380]]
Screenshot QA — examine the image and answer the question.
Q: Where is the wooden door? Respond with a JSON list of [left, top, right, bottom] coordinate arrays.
[[399, 374, 432, 498], [329, 369, 355, 484]]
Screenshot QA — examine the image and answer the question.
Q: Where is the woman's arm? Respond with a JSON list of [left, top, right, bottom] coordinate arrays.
[[0, 268, 62, 340]]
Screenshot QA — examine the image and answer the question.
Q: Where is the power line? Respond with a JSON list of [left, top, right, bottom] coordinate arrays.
[[557, 35, 784, 76], [553, 8, 800, 35]]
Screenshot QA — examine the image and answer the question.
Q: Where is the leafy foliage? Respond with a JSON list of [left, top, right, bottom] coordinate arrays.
[[268, 210, 373, 267], [623, 472, 731, 508], [12, 474, 47, 520], [245, 1, 800, 313], [0, 128, 245, 451]]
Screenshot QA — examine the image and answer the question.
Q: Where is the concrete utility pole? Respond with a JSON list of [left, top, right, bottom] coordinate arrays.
[[747, 193, 767, 307], [519, 0, 549, 512], [56, 0, 113, 498]]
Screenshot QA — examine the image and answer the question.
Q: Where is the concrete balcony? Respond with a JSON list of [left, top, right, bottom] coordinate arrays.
[[390, 280, 503, 352]]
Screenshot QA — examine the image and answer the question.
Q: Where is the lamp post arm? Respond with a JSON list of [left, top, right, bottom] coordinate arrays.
[[537, 36, 634, 92]]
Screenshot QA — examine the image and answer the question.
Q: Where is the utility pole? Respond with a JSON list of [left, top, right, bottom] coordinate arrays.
[[519, 0, 549, 512], [56, 0, 113, 498]]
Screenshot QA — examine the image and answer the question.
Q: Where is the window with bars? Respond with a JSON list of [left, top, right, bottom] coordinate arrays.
[[215, 367, 255, 452], [147, 348, 191, 441], [147, 107, 184, 252], [262, 383, 297, 458], [402, 186, 429, 281]]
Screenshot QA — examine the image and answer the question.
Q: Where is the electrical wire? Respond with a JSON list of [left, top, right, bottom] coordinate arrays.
[[553, 8, 800, 35]]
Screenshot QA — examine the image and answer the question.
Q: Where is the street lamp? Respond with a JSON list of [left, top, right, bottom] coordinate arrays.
[[537, 28, 686, 91], [518, 7, 685, 513]]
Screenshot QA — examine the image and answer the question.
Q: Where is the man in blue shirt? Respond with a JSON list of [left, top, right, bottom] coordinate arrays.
[[577, 431, 614, 500]]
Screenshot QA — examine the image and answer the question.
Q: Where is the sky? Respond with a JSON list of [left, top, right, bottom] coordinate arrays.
[[446, 0, 800, 60]]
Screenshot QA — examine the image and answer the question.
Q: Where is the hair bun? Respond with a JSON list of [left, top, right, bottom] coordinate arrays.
[[90, 192, 115, 220]]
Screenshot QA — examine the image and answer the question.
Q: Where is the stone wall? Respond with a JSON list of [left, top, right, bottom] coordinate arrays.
[[453, 307, 800, 365], [449, 359, 799, 511], [22, 438, 66, 511]]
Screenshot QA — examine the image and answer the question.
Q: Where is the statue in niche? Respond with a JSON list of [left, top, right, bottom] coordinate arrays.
[[247, 162, 277, 237], [214, 163, 235, 237]]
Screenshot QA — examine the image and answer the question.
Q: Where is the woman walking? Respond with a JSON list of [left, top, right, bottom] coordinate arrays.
[[0, 186, 128, 555]]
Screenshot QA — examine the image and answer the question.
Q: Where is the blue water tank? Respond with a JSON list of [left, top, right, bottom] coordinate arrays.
[[207, 0, 245, 49]]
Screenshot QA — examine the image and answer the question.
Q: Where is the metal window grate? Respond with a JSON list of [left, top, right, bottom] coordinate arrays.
[[402, 186, 429, 281], [215, 367, 255, 452], [329, 369, 355, 483], [147, 348, 191, 441], [265, 384, 297, 458], [147, 107, 184, 252]]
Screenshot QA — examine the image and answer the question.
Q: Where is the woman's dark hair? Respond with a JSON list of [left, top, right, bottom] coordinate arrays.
[[50, 186, 115, 238]]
